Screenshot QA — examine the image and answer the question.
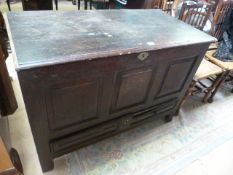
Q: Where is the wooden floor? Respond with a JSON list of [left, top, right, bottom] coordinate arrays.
[[0, 137, 13, 174]]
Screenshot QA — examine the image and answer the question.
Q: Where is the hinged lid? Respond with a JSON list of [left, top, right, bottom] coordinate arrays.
[[5, 10, 216, 70]]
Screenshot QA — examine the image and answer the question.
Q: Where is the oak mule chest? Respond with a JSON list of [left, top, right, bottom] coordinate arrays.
[[6, 10, 215, 171]]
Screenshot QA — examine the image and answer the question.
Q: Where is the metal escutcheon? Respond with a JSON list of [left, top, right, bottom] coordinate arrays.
[[138, 52, 149, 61]]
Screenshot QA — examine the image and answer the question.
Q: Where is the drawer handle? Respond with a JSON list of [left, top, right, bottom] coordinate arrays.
[[119, 118, 131, 130], [122, 119, 130, 125]]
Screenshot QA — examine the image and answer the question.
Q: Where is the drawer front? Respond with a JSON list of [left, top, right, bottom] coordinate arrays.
[[131, 98, 177, 126], [50, 98, 177, 156], [50, 122, 119, 154]]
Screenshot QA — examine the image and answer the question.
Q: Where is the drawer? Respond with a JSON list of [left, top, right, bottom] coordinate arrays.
[[131, 98, 177, 126], [50, 98, 177, 155], [50, 121, 119, 154]]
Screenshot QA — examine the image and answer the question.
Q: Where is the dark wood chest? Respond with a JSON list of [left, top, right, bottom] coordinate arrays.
[[22, 0, 53, 10], [6, 10, 215, 172], [126, 0, 157, 8]]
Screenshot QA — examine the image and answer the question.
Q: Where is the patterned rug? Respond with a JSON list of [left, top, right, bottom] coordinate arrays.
[[67, 83, 233, 175]]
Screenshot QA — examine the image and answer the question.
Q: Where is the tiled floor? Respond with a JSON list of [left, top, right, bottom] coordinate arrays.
[[5, 55, 233, 175]]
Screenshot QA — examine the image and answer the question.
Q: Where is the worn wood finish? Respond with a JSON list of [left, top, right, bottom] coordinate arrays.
[[6, 10, 215, 172]]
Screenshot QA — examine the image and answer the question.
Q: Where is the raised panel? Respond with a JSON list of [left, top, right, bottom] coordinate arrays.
[[111, 67, 153, 112], [157, 57, 196, 97], [47, 78, 102, 131]]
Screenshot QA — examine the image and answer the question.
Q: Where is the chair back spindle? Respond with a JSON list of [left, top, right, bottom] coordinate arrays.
[[210, 0, 233, 40], [179, 2, 213, 31]]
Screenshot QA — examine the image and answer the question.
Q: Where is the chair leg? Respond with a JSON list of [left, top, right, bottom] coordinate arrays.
[[90, 0, 93, 9], [175, 79, 196, 115], [203, 70, 229, 103], [84, 0, 88, 9], [55, 0, 58, 10], [78, 0, 81, 10], [6, 0, 11, 11]]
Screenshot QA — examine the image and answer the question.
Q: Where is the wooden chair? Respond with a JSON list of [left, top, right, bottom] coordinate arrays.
[[207, 0, 233, 50], [177, 58, 226, 113], [209, 0, 233, 41], [171, 0, 180, 16], [176, 1, 226, 113], [160, 0, 175, 15], [178, 1, 213, 30]]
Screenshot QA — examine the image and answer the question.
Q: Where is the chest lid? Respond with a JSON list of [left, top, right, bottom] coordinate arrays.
[[5, 9, 216, 70]]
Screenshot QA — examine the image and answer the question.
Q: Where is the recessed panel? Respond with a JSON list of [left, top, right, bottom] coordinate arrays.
[[157, 58, 195, 97], [111, 67, 153, 112], [47, 79, 101, 130]]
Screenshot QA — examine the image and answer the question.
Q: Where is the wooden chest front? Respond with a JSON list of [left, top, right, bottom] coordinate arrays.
[[6, 10, 215, 171]]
